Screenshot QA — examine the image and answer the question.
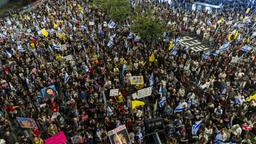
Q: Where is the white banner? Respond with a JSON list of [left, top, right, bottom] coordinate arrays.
[[132, 87, 152, 99], [109, 89, 119, 97]]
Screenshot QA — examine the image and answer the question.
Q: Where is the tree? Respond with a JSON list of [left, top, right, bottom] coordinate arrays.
[[131, 11, 166, 47], [93, 0, 131, 24]]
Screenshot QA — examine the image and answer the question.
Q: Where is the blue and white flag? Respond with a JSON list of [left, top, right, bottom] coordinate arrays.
[[235, 96, 242, 105], [172, 47, 177, 55], [251, 31, 256, 38], [174, 103, 184, 113], [64, 72, 70, 83], [108, 20, 116, 29], [159, 97, 167, 108], [17, 44, 25, 53], [53, 44, 61, 51], [127, 32, 134, 39], [192, 119, 203, 135], [149, 72, 154, 86], [218, 42, 230, 53], [5, 50, 12, 58], [107, 40, 114, 48], [203, 51, 210, 60], [241, 45, 252, 53]]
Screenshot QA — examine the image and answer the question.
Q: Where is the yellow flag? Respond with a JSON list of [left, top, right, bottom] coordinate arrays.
[[41, 29, 49, 37], [169, 40, 174, 51], [246, 93, 256, 102], [78, 4, 82, 13], [220, 17, 225, 24], [228, 34, 233, 41], [246, 8, 250, 14], [56, 54, 62, 61], [132, 100, 145, 110], [234, 31, 239, 40], [247, 37, 250, 43], [69, 4, 73, 10], [149, 53, 155, 62], [53, 23, 58, 29], [30, 43, 35, 49]]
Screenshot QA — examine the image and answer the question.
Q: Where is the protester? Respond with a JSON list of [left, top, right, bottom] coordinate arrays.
[[0, 0, 256, 143]]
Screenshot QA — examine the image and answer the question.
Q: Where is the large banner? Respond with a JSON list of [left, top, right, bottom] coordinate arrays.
[[45, 131, 67, 144], [108, 125, 131, 144], [132, 87, 152, 99], [16, 117, 37, 129], [130, 76, 144, 85]]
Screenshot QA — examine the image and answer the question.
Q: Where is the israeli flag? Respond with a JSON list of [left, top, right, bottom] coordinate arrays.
[[188, 99, 193, 108], [53, 44, 61, 51], [172, 47, 177, 55], [17, 44, 25, 53], [64, 72, 70, 83], [127, 32, 134, 39], [163, 32, 168, 41], [192, 119, 203, 135], [149, 72, 154, 86], [5, 50, 12, 58], [241, 45, 252, 53], [108, 20, 116, 29], [121, 64, 127, 79], [9, 82, 16, 92], [218, 42, 230, 53], [107, 40, 114, 48], [251, 31, 256, 38], [235, 96, 242, 105], [203, 52, 210, 60], [81, 25, 88, 33], [174, 103, 184, 113], [159, 97, 167, 108]]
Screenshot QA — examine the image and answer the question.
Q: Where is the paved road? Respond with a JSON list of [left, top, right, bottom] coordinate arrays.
[[179, 36, 209, 52]]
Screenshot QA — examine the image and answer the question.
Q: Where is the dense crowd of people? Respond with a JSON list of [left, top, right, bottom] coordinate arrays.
[[0, 0, 256, 143]]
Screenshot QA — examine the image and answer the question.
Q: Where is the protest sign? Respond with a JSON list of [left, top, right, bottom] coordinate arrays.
[[45, 131, 67, 144], [109, 89, 119, 97], [38, 85, 58, 102], [108, 125, 130, 144], [130, 76, 144, 85], [132, 87, 153, 99], [16, 117, 37, 129]]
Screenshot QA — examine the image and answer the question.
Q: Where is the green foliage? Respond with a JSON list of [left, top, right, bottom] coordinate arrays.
[[131, 13, 166, 43], [93, 0, 131, 23]]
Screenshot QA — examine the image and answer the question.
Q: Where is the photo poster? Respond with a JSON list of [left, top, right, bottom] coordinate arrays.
[[130, 76, 144, 85], [38, 85, 58, 102], [110, 89, 119, 97], [108, 125, 131, 144], [16, 117, 37, 129], [132, 87, 153, 99]]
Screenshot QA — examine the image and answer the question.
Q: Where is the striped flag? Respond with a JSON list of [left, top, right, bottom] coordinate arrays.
[[192, 119, 203, 135], [127, 32, 134, 39], [203, 52, 210, 60], [149, 72, 154, 86], [159, 97, 166, 108], [64, 72, 70, 83], [5, 51, 12, 58], [53, 44, 61, 51], [174, 103, 184, 113], [17, 44, 25, 53], [172, 47, 177, 55], [108, 20, 116, 29], [218, 42, 230, 53], [241, 45, 252, 53], [107, 40, 114, 48]]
